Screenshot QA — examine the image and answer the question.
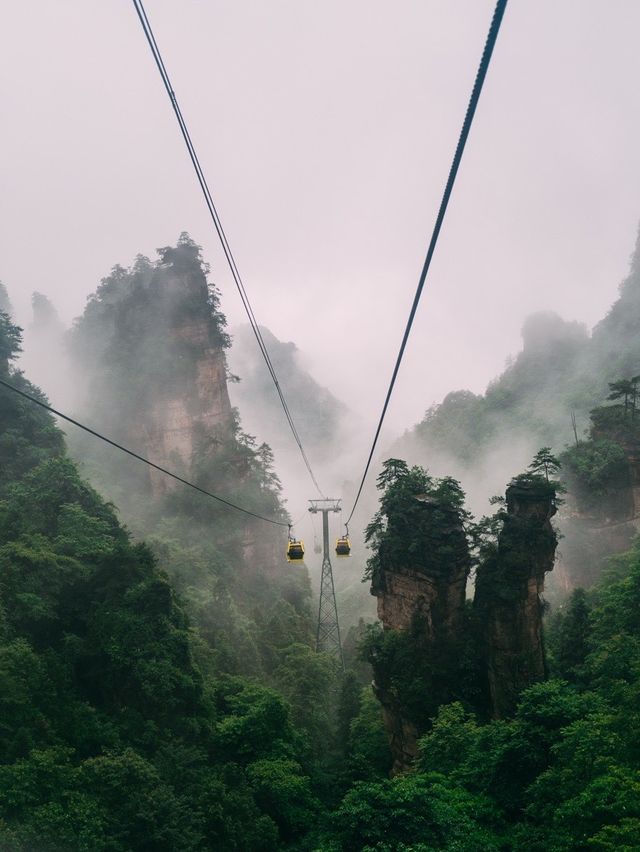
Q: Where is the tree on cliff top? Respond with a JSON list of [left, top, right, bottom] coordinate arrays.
[[473, 451, 562, 560], [364, 458, 470, 583], [528, 447, 561, 483], [561, 382, 640, 520], [607, 376, 640, 418]]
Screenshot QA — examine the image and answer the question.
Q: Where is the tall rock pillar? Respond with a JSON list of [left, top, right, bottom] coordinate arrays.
[[475, 478, 558, 718], [370, 495, 470, 774]]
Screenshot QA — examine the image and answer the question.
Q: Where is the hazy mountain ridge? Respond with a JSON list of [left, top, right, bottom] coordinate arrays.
[[390, 226, 640, 519]]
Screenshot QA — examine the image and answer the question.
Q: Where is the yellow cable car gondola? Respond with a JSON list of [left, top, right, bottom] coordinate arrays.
[[335, 535, 351, 557], [286, 538, 305, 563]]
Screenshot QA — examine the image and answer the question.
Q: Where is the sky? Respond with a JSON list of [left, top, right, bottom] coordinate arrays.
[[2, 0, 640, 439]]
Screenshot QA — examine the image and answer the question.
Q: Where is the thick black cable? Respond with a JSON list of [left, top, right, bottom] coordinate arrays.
[[131, 0, 325, 498], [0, 378, 289, 528], [345, 0, 508, 526]]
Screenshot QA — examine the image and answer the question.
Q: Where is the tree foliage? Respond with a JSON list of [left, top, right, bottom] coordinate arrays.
[[364, 459, 470, 584], [0, 319, 326, 850]]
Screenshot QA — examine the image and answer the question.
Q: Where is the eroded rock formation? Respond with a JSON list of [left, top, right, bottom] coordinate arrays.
[[370, 497, 471, 774], [70, 236, 237, 498], [474, 478, 558, 719], [143, 311, 234, 496], [371, 502, 469, 640]]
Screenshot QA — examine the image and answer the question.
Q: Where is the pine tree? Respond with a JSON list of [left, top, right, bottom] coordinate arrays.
[[528, 447, 561, 482]]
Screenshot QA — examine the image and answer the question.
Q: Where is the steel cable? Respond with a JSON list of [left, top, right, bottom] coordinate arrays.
[[0, 378, 289, 528], [345, 0, 508, 526], [132, 0, 325, 498]]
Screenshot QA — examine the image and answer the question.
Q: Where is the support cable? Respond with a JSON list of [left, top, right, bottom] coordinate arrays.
[[345, 0, 508, 526], [131, 0, 325, 498], [0, 378, 289, 528]]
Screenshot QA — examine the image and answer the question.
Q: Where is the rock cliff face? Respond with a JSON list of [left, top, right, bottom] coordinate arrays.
[[371, 503, 469, 639], [70, 236, 236, 497], [371, 680, 420, 775], [474, 479, 558, 719], [370, 501, 470, 774], [143, 312, 234, 495], [68, 237, 290, 586]]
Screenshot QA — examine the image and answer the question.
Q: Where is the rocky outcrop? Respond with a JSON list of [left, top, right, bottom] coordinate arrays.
[[69, 237, 237, 498], [371, 680, 420, 774], [474, 479, 558, 719], [144, 315, 234, 495], [372, 514, 468, 642], [370, 500, 470, 774]]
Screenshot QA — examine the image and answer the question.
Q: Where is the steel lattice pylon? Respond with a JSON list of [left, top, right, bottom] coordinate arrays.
[[309, 499, 344, 666]]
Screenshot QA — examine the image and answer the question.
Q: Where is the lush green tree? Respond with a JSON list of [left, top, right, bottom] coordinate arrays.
[[607, 376, 640, 417], [336, 671, 361, 754], [528, 446, 561, 482], [342, 688, 391, 784], [0, 311, 21, 367], [364, 459, 470, 583], [246, 757, 319, 841], [330, 771, 504, 851], [561, 437, 629, 499], [0, 316, 330, 850], [272, 643, 340, 769], [547, 588, 591, 682], [0, 321, 63, 481]]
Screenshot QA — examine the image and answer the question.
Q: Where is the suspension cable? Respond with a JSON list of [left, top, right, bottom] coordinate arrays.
[[345, 0, 508, 526], [0, 378, 289, 528], [131, 0, 325, 498]]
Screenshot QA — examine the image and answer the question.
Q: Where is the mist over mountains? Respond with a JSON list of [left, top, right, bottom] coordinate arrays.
[[228, 324, 350, 462], [390, 227, 640, 515], [8, 224, 640, 567], [3, 224, 640, 847]]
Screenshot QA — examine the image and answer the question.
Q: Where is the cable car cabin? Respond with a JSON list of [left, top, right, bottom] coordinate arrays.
[[286, 539, 305, 562], [335, 536, 351, 557]]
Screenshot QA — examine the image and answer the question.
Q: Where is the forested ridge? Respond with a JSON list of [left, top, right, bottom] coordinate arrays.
[[2, 231, 640, 849]]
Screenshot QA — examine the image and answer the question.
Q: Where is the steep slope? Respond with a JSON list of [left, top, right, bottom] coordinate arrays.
[[558, 399, 640, 588]]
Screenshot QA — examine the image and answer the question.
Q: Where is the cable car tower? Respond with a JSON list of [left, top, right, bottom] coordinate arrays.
[[308, 499, 344, 667]]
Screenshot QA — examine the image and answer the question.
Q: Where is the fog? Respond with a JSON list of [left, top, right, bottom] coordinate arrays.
[[4, 1, 640, 627], [3, 1, 640, 440]]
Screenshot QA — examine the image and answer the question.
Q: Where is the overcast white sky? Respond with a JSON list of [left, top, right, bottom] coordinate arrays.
[[2, 1, 640, 437]]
